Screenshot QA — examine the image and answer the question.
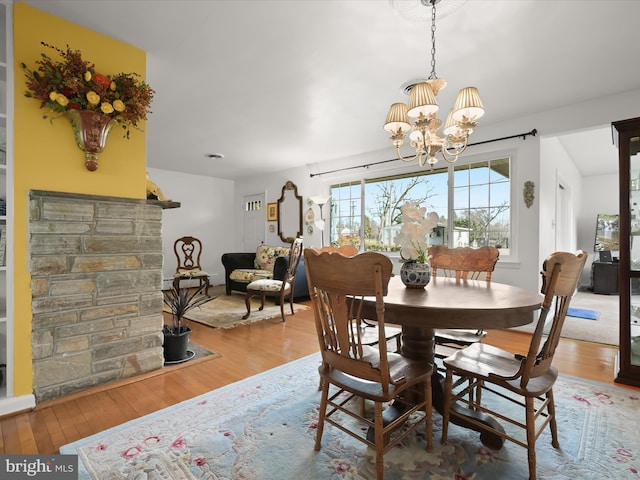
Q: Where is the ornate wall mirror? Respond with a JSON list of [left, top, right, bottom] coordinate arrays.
[[277, 180, 302, 243]]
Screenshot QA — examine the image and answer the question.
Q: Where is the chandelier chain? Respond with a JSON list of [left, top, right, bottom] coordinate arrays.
[[429, 0, 437, 80], [383, 0, 484, 169]]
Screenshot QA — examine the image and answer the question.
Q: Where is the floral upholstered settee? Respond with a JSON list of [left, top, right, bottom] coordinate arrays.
[[221, 244, 308, 300]]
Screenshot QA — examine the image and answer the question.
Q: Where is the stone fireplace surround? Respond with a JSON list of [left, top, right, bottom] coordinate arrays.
[[29, 190, 177, 403]]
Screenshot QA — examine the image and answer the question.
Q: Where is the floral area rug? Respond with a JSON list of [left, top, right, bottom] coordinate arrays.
[[60, 353, 640, 479], [163, 292, 309, 329]]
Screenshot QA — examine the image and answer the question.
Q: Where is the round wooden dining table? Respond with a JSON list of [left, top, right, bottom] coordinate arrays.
[[362, 275, 542, 448]]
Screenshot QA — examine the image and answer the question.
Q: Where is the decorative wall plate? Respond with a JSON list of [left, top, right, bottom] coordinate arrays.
[[305, 207, 315, 224], [268, 224, 275, 233]]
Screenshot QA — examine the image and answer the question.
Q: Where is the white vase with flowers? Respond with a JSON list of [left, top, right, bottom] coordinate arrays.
[[394, 202, 439, 288]]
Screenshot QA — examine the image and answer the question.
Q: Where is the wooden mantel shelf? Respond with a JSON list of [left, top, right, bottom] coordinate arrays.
[[30, 190, 181, 209], [147, 199, 181, 209]]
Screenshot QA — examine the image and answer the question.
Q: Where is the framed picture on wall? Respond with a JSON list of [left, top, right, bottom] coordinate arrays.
[[594, 213, 619, 251], [267, 202, 278, 221]]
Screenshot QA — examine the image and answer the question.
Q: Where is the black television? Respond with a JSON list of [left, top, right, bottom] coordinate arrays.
[[594, 213, 619, 252]]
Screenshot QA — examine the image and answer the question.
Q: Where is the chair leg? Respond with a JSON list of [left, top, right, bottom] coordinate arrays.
[[257, 292, 266, 312], [441, 368, 453, 445], [547, 389, 559, 448], [374, 401, 385, 480], [279, 297, 286, 322], [359, 396, 367, 417], [288, 291, 295, 316], [525, 396, 537, 480], [242, 291, 258, 319], [425, 375, 433, 452], [315, 380, 329, 451]]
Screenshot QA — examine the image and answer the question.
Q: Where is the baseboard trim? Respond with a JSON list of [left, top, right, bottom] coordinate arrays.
[[0, 394, 36, 418], [34, 351, 222, 411]]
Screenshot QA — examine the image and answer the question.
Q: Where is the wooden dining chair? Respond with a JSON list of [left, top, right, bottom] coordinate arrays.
[[441, 250, 587, 480], [307, 244, 401, 395], [311, 244, 359, 256], [311, 244, 403, 352], [173, 236, 211, 295], [242, 238, 303, 322], [305, 249, 433, 480], [428, 245, 500, 354]]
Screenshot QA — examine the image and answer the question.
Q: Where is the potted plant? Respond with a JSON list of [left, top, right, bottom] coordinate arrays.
[[162, 284, 211, 362]]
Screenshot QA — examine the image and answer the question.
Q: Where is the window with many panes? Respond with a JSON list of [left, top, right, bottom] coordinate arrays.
[[330, 182, 362, 249], [453, 158, 510, 251], [330, 156, 511, 258]]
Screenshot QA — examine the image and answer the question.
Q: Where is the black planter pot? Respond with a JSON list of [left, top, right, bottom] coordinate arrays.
[[162, 326, 191, 363]]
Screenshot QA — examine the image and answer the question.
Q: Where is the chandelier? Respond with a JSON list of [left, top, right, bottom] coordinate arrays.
[[383, 0, 484, 168]]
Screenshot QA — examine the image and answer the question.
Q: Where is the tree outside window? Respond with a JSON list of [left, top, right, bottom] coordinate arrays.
[[330, 157, 511, 256], [453, 158, 510, 253]]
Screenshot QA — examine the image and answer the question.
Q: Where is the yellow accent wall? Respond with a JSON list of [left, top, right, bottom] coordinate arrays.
[[13, 3, 148, 397]]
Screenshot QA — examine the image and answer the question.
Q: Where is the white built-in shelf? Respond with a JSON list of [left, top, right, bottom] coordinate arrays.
[[0, 0, 13, 410]]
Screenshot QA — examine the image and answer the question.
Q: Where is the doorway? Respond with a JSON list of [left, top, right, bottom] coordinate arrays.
[[555, 179, 572, 252], [242, 193, 265, 251]]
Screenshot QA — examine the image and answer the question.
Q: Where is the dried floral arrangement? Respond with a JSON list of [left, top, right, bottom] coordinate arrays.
[[22, 42, 154, 138]]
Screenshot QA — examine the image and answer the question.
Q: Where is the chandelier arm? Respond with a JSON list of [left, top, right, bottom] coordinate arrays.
[[441, 141, 467, 163], [421, 131, 430, 156], [443, 134, 469, 154], [395, 145, 423, 163], [441, 152, 459, 164]]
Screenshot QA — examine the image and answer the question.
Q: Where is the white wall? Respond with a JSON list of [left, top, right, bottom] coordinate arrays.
[[232, 169, 331, 250], [151, 88, 640, 294], [539, 135, 582, 255], [232, 134, 542, 289], [491, 89, 639, 289], [147, 167, 235, 288], [577, 173, 619, 286], [233, 89, 640, 292]]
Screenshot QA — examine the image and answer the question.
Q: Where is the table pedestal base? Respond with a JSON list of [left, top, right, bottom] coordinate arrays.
[[378, 325, 506, 449]]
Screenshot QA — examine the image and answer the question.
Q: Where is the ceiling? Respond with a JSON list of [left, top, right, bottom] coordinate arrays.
[[21, 0, 640, 180], [556, 126, 619, 177]]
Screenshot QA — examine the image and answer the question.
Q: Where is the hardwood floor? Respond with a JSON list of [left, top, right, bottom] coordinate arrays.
[[1, 291, 636, 455]]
